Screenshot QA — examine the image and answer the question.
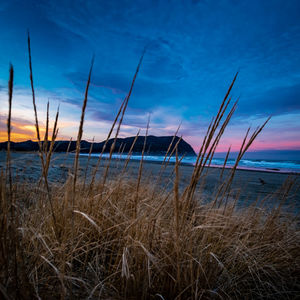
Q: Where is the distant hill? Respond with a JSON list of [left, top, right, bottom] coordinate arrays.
[[0, 136, 196, 156]]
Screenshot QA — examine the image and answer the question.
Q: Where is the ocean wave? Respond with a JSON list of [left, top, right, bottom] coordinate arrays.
[[82, 153, 300, 173]]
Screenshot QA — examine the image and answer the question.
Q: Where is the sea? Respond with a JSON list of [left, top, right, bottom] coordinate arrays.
[[82, 153, 300, 174]]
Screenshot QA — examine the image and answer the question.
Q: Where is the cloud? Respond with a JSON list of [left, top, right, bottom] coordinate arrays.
[[236, 83, 300, 117]]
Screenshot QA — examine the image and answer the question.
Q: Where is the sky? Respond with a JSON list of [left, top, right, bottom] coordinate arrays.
[[0, 0, 300, 154]]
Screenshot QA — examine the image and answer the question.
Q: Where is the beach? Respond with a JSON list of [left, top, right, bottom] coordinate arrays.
[[2, 151, 299, 211]]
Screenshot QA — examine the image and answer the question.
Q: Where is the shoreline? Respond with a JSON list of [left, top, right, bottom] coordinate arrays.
[[1, 150, 300, 175], [79, 152, 300, 175]]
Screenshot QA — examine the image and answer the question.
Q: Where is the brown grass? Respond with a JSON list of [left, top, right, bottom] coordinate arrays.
[[0, 36, 299, 300]]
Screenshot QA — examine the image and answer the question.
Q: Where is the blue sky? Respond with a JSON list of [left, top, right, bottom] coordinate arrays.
[[0, 0, 300, 152]]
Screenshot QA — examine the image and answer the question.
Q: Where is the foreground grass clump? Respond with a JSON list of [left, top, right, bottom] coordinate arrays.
[[1, 33, 300, 299], [1, 175, 299, 299]]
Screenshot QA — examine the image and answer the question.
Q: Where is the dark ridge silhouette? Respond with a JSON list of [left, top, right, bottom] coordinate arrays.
[[0, 135, 196, 156]]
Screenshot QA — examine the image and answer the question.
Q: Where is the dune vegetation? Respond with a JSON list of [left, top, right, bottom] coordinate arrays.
[[0, 34, 299, 299]]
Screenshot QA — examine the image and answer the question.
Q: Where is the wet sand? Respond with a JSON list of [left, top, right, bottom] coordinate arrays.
[[1, 151, 299, 211]]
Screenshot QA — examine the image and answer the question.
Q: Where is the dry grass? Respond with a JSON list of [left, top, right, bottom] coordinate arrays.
[[0, 35, 299, 299]]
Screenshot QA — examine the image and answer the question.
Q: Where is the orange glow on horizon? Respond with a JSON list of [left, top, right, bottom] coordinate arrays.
[[0, 121, 46, 142], [0, 131, 36, 142]]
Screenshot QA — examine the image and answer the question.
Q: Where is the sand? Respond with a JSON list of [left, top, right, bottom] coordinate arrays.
[[1, 151, 299, 212]]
